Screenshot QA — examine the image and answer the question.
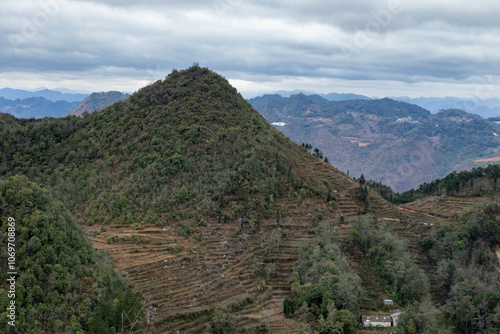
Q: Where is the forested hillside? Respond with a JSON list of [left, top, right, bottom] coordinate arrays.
[[1, 66, 335, 228], [376, 164, 500, 204], [0, 176, 142, 333], [0, 66, 367, 332]]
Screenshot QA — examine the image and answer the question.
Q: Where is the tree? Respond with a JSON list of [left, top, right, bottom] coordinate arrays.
[[283, 298, 296, 318], [210, 306, 236, 334]]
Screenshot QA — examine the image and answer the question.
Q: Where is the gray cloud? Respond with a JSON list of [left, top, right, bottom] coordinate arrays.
[[0, 0, 499, 99]]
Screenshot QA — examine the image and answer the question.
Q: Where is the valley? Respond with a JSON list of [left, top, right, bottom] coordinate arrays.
[[250, 94, 500, 193]]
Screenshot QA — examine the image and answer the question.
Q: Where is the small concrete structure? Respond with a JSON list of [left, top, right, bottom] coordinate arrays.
[[362, 315, 392, 327], [390, 309, 402, 326], [384, 299, 394, 305]]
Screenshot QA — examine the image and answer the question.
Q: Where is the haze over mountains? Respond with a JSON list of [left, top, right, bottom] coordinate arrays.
[[0, 87, 88, 102], [0, 88, 130, 118], [2, 86, 500, 120], [268, 90, 500, 119], [66, 91, 130, 117], [249, 93, 500, 192]]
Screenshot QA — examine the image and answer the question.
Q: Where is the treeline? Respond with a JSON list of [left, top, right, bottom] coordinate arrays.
[[289, 223, 361, 334], [0, 176, 143, 333], [400, 164, 500, 201], [368, 164, 500, 204], [418, 204, 500, 334], [351, 216, 430, 307], [396, 204, 500, 333]]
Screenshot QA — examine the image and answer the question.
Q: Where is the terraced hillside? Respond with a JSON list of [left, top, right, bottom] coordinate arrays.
[[82, 157, 367, 333], [82, 171, 452, 333]]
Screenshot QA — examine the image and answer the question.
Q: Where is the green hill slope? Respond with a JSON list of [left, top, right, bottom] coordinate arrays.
[[0, 66, 364, 332], [0, 175, 142, 333], [1, 66, 347, 228]]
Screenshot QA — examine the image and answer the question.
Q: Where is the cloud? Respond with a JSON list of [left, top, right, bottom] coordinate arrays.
[[1, 0, 499, 99]]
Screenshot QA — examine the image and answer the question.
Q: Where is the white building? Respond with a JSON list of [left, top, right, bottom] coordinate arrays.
[[362, 315, 392, 327], [390, 309, 402, 326]]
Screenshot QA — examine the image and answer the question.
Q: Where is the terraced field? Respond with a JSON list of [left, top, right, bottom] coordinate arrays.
[[82, 162, 456, 333], [400, 196, 489, 219]]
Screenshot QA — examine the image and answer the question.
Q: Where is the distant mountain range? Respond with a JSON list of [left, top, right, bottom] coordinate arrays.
[[2, 86, 500, 119], [0, 87, 88, 102], [0, 88, 130, 119], [393, 96, 500, 118], [66, 91, 130, 116], [270, 90, 500, 118], [249, 93, 500, 192], [272, 90, 371, 101], [0, 96, 79, 118]]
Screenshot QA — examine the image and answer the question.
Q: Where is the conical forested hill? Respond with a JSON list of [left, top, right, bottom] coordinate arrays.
[[1, 66, 367, 333], [0, 65, 351, 227]]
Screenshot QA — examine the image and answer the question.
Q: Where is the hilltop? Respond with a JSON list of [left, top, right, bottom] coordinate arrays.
[[66, 91, 130, 117], [249, 94, 500, 192], [0, 66, 369, 332], [1, 66, 355, 227]]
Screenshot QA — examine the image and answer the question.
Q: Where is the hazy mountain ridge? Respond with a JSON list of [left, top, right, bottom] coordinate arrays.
[[0, 96, 79, 118], [394, 96, 500, 118], [249, 94, 500, 192], [66, 91, 130, 116], [0, 87, 88, 102]]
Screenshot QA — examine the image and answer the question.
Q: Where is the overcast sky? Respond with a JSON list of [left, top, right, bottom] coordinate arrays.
[[1, 0, 499, 98]]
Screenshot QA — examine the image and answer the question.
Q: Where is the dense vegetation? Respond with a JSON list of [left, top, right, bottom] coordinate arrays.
[[420, 204, 500, 334], [396, 204, 500, 334], [351, 216, 430, 307], [0, 175, 142, 333], [392, 164, 500, 203], [289, 223, 361, 334], [0, 66, 329, 229], [2, 66, 498, 333]]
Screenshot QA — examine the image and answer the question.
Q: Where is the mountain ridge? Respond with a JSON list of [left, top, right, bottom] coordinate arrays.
[[66, 91, 130, 116], [0, 65, 367, 333], [249, 93, 500, 192], [0, 96, 79, 118], [0, 87, 88, 102]]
